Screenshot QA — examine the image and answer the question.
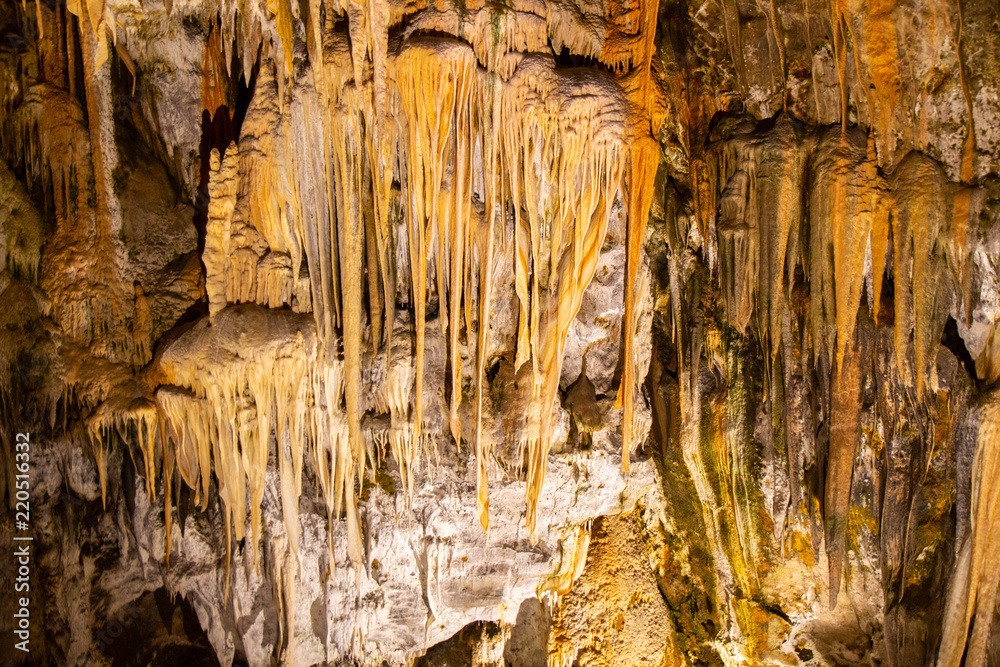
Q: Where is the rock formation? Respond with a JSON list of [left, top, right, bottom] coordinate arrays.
[[0, 0, 998, 664]]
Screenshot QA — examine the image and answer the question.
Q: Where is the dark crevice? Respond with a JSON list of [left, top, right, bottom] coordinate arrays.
[[552, 45, 607, 72], [941, 316, 979, 387], [95, 589, 231, 667], [194, 40, 258, 254]]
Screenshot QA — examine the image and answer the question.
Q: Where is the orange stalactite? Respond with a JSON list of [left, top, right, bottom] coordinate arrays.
[[953, 0, 977, 325], [10, 0, 1000, 663], [825, 342, 861, 608], [202, 26, 229, 118], [473, 74, 502, 532], [159, 416, 174, 568], [619, 139, 658, 470], [609, 0, 664, 470], [892, 152, 949, 396], [863, 0, 902, 165], [501, 56, 626, 535], [448, 88, 474, 449], [330, 88, 367, 487]]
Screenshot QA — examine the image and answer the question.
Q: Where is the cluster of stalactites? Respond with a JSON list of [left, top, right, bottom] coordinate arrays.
[[2, 1, 139, 366], [0, 3, 663, 656], [4, 85, 91, 227], [708, 118, 977, 401], [85, 314, 363, 623], [501, 55, 626, 534], [704, 116, 983, 606], [59, 2, 659, 611], [83, 340, 359, 664], [85, 396, 159, 512], [0, 162, 43, 283], [201, 17, 644, 536]]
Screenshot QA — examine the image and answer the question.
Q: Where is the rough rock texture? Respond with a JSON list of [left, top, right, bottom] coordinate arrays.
[[548, 512, 683, 667], [1, 0, 1000, 665]]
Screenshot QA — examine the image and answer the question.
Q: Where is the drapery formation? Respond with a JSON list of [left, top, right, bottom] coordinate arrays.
[[0, 0, 662, 653]]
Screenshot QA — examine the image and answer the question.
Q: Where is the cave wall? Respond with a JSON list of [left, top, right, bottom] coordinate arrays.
[[0, 0, 999, 665]]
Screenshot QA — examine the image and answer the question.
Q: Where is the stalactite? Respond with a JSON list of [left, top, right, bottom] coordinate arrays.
[[0, 162, 43, 281], [952, 0, 978, 327], [824, 340, 862, 607], [446, 80, 474, 449], [891, 152, 950, 395], [293, 83, 341, 356], [7, 81, 133, 359], [394, 38, 477, 446], [148, 305, 371, 622], [501, 56, 625, 535], [365, 0, 396, 359], [78, 0, 120, 235], [613, 0, 663, 470], [669, 239, 743, 650], [0, 0, 795, 651], [780, 309, 813, 529], [473, 71, 502, 531], [8, 0, 1000, 664], [202, 25, 229, 118], [329, 84, 369, 578], [806, 129, 891, 605], [808, 128, 890, 379], [714, 115, 809, 354], [160, 417, 174, 567], [157, 388, 213, 510], [85, 397, 159, 510]]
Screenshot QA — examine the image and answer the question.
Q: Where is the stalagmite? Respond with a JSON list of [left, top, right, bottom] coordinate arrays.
[[205, 144, 240, 318], [238, 64, 301, 278]]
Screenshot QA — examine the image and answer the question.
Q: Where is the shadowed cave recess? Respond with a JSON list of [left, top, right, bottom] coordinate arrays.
[[0, 0, 999, 664]]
